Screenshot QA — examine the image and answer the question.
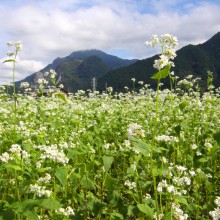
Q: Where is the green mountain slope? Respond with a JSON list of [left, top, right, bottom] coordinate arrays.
[[98, 32, 220, 92], [17, 32, 220, 93], [18, 49, 137, 92]]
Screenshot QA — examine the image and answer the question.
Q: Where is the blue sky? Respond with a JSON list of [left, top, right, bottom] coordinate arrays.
[[0, 0, 220, 83]]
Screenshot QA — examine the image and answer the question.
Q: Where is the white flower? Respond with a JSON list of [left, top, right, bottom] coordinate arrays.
[[215, 197, 220, 207], [0, 152, 11, 163], [56, 206, 75, 216], [209, 207, 220, 220], [37, 173, 51, 183], [167, 185, 175, 193], [20, 82, 29, 89], [205, 142, 213, 149], [124, 180, 136, 190], [191, 144, 198, 150], [127, 123, 145, 139], [30, 184, 52, 197], [153, 54, 169, 70], [145, 193, 151, 199]]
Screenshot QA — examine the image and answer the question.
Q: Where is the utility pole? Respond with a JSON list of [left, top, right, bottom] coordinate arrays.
[[91, 76, 97, 92]]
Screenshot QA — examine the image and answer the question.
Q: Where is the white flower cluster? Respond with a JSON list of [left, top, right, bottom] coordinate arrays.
[[127, 123, 145, 139], [38, 78, 48, 85], [37, 173, 51, 183], [29, 184, 52, 197], [56, 206, 75, 216], [0, 144, 29, 163], [7, 40, 23, 52], [34, 145, 69, 165], [124, 180, 137, 190], [209, 196, 220, 220], [145, 33, 178, 70], [155, 135, 179, 144], [172, 202, 188, 220], [20, 82, 29, 89], [173, 176, 191, 186]]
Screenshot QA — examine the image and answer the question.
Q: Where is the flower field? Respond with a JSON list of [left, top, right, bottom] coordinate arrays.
[[0, 35, 219, 219], [0, 86, 219, 219]]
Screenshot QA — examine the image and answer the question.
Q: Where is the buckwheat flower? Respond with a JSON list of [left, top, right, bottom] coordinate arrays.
[[20, 82, 29, 89], [7, 51, 14, 57], [37, 173, 51, 183], [40, 145, 69, 165], [205, 142, 213, 150], [30, 184, 52, 197], [131, 163, 137, 171], [138, 81, 144, 85], [104, 143, 110, 150], [7, 41, 14, 46], [189, 169, 196, 177], [196, 151, 202, 156], [9, 179, 15, 185], [56, 206, 75, 216], [162, 157, 168, 164], [123, 140, 131, 148], [127, 123, 145, 139], [0, 152, 11, 163], [164, 48, 177, 60], [206, 173, 212, 178], [191, 144, 198, 150], [49, 69, 57, 76], [131, 78, 135, 82], [36, 161, 42, 168], [145, 34, 160, 47], [153, 212, 164, 220], [9, 144, 22, 153], [107, 87, 113, 93], [58, 84, 64, 88], [145, 193, 151, 199], [176, 165, 187, 172], [215, 197, 220, 207], [209, 207, 220, 220], [153, 54, 169, 70], [124, 180, 136, 190], [167, 185, 175, 193], [15, 41, 23, 51], [157, 180, 168, 192]]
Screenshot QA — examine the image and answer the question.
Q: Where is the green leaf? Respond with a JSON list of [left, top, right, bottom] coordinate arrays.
[[179, 100, 189, 111], [137, 203, 154, 219], [197, 158, 208, 163], [174, 196, 188, 206], [40, 198, 62, 210], [23, 210, 39, 220], [131, 137, 152, 155], [4, 164, 22, 171], [105, 174, 117, 190], [103, 155, 114, 173], [110, 212, 124, 220], [151, 64, 170, 80], [54, 92, 67, 102], [2, 59, 17, 63], [55, 166, 68, 187], [51, 77, 56, 85], [80, 175, 95, 190]]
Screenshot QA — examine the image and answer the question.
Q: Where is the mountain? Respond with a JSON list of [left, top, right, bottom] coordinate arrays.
[[18, 32, 220, 93], [97, 32, 220, 92], [18, 49, 137, 92]]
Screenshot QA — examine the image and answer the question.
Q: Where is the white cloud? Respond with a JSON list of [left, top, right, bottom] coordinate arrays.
[[0, 58, 45, 84], [0, 0, 220, 83]]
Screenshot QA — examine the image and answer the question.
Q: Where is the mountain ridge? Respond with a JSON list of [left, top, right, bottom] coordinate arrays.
[[17, 32, 220, 92]]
